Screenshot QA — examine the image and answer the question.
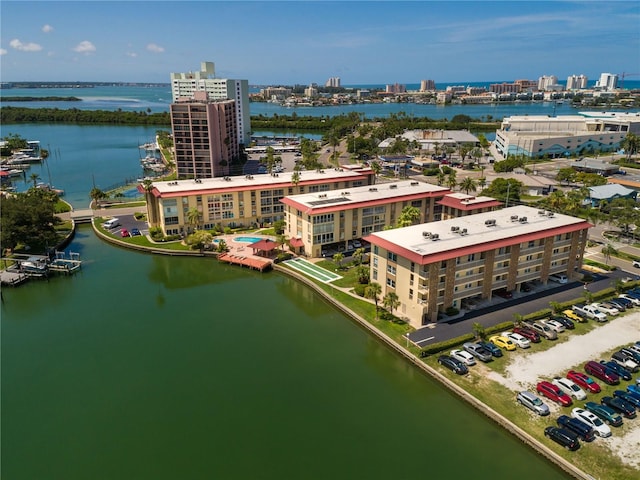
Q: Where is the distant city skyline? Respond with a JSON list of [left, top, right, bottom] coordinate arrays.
[[1, 1, 638, 85]]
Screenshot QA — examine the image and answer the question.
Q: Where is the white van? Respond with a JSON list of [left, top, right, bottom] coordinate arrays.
[[103, 218, 120, 229], [548, 273, 568, 284]]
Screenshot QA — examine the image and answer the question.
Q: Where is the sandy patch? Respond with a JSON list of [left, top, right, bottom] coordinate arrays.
[[485, 313, 640, 468]]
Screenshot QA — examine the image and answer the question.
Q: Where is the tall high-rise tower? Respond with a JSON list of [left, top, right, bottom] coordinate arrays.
[[170, 61, 251, 146]]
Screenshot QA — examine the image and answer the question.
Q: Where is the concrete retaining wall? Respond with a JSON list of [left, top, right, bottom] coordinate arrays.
[[274, 264, 593, 480]]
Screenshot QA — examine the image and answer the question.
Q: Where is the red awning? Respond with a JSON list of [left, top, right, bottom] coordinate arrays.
[[251, 239, 278, 251], [289, 238, 304, 247]]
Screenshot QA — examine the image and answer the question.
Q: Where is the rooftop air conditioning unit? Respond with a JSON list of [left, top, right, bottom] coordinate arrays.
[[422, 231, 431, 238], [510, 215, 519, 222], [451, 226, 460, 232], [369, 187, 377, 192], [519, 216, 528, 223], [411, 181, 419, 186], [460, 228, 468, 235], [538, 210, 546, 215], [547, 211, 555, 217], [431, 233, 440, 240], [390, 184, 398, 189]]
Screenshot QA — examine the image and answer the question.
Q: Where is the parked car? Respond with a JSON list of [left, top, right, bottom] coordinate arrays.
[[571, 408, 612, 438], [596, 302, 620, 316], [120, 228, 130, 238], [544, 426, 580, 451], [501, 331, 531, 349], [599, 360, 633, 381], [528, 320, 558, 340], [633, 260, 640, 268], [563, 309, 586, 323], [548, 273, 569, 284], [462, 342, 493, 363], [613, 296, 634, 309], [584, 361, 620, 385], [567, 370, 601, 394], [613, 390, 640, 409], [552, 377, 587, 401], [620, 347, 640, 364], [543, 318, 566, 333], [584, 401, 623, 427], [489, 335, 516, 351], [450, 349, 476, 366], [611, 350, 640, 373], [628, 384, 640, 399], [512, 326, 541, 343], [437, 355, 468, 375], [619, 293, 640, 306], [494, 288, 513, 299], [606, 298, 627, 312], [517, 391, 550, 416], [550, 315, 574, 330], [556, 415, 595, 442], [477, 341, 503, 358], [130, 228, 141, 236], [536, 381, 573, 407], [601, 396, 637, 419], [520, 282, 532, 292]]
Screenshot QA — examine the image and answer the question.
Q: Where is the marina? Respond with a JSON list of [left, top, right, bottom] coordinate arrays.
[[0, 252, 82, 285]]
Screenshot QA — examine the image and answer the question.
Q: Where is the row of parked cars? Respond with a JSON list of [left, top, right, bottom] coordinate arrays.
[[515, 342, 640, 451]]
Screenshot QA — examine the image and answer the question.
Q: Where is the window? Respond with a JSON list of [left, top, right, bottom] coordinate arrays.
[[387, 265, 396, 275], [387, 252, 397, 262], [386, 278, 396, 288]]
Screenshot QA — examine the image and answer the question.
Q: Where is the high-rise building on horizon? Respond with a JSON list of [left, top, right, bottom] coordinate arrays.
[[170, 61, 251, 146], [386, 83, 406, 94], [170, 91, 239, 179], [420, 79, 436, 91], [537, 75, 559, 91], [566, 74, 588, 90], [325, 77, 341, 87], [595, 73, 618, 91]]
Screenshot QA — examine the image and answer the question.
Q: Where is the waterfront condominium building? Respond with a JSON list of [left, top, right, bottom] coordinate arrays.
[[537, 75, 560, 91], [595, 73, 618, 91], [170, 92, 239, 179], [494, 112, 640, 159], [170, 61, 251, 145], [566, 74, 588, 90], [141, 167, 375, 236], [280, 180, 451, 258], [420, 79, 436, 92], [364, 206, 591, 328], [325, 77, 341, 87]]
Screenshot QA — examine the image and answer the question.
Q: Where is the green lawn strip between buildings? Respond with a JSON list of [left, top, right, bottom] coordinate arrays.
[[283, 259, 338, 282]]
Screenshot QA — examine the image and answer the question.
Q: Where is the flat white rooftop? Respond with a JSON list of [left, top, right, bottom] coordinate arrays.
[[369, 206, 588, 256]]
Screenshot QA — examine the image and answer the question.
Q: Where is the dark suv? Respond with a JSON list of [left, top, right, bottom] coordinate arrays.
[[584, 361, 620, 385], [544, 426, 580, 451], [556, 415, 595, 442]]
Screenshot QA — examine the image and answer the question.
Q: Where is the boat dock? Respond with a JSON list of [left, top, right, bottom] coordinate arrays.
[[0, 251, 83, 286], [218, 253, 272, 272]]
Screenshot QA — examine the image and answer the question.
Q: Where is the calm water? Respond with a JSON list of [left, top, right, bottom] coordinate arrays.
[[0, 226, 571, 480]]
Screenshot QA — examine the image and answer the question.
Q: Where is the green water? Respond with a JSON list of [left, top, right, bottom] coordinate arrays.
[[1, 226, 571, 479]]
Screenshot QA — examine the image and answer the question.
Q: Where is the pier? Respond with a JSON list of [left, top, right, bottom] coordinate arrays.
[[218, 253, 272, 271], [0, 251, 82, 286]]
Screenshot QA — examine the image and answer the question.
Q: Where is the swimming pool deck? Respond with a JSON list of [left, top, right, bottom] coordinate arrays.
[[215, 234, 277, 271]]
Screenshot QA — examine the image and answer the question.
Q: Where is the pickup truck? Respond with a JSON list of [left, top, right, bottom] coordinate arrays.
[[572, 304, 608, 322]]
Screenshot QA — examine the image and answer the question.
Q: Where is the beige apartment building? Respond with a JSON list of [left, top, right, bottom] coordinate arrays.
[[364, 206, 591, 328], [142, 168, 374, 236], [280, 180, 451, 258], [437, 192, 502, 220]]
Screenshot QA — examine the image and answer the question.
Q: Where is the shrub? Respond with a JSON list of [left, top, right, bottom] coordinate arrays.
[[353, 283, 367, 297], [445, 306, 459, 316], [134, 212, 146, 220]]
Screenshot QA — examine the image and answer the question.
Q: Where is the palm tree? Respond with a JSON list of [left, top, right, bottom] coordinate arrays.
[[601, 244, 616, 265], [291, 170, 301, 187], [332, 252, 344, 270], [472, 322, 486, 340], [370, 161, 381, 183], [365, 282, 382, 319], [397, 205, 421, 228], [383, 291, 400, 317], [436, 170, 446, 186], [446, 170, 457, 190], [352, 247, 365, 265], [29, 172, 40, 188], [460, 177, 477, 194], [186, 207, 200, 233], [90, 187, 107, 208]]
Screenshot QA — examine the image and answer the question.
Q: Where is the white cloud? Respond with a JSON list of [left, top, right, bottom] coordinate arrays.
[[73, 41, 96, 54], [9, 39, 43, 52], [0, 48, 7, 56], [126, 52, 138, 58], [147, 43, 165, 53], [42, 24, 54, 33]]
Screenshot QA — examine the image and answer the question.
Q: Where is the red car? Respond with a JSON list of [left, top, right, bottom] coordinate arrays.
[[536, 381, 573, 407], [120, 228, 130, 238], [584, 361, 620, 386], [567, 370, 602, 394], [513, 326, 541, 343]]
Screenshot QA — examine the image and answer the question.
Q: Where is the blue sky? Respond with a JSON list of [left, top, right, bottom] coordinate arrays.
[[1, 1, 639, 85]]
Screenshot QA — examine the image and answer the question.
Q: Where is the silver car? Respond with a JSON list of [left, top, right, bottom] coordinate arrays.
[[517, 391, 550, 416]]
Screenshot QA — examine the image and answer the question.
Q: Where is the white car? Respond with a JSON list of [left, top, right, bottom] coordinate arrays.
[[450, 349, 476, 366], [571, 408, 611, 437], [501, 331, 531, 349], [552, 377, 587, 401], [548, 273, 568, 284], [596, 303, 620, 316], [543, 318, 565, 333], [619, 294, 640, 306]]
